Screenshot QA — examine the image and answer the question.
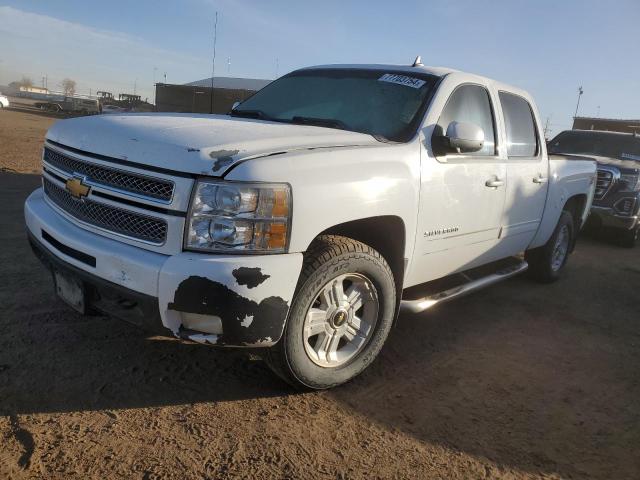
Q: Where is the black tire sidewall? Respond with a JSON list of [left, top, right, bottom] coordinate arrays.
[[283, 251, 395, 389], [528, 210, 574, 282]]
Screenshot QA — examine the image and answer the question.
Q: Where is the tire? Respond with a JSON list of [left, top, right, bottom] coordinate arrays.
[[525, 210, 574, 283], [619, 227, 638, 248], [266, 235, 396, 390]]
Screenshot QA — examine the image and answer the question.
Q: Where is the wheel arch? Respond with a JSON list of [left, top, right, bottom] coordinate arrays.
[[562, 194, 588, 251], [313, 215, 406, 320]]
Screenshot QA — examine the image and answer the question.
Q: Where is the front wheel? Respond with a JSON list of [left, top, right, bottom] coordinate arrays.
[[266, 235, 396, 390], [525, 210, 574, 283]]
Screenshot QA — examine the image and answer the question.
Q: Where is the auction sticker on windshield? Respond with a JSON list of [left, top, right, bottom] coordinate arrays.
[[378, 73, 426, 89]]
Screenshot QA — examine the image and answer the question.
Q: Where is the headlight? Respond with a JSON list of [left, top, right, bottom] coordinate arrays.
[[620, 173, 640, 192], [185, 179, 291, 253]]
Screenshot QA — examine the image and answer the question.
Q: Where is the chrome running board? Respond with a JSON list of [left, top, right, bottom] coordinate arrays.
[[400, 260, 528, 314]]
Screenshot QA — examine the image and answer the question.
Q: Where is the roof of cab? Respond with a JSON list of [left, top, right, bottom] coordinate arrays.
[[301, 63, 459, 78], [299, 63, 530, 99]]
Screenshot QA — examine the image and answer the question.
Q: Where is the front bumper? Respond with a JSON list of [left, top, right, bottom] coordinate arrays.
[[25, 187, 303, 346], [588, 205, 639, 231]]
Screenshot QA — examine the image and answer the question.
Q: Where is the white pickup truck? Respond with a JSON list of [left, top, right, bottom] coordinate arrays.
[[25, 62, 597, 389]]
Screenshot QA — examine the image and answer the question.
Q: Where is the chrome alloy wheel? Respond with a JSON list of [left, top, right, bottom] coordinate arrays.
[[551, 224, 570, 271], [302, 273, 379, 368]]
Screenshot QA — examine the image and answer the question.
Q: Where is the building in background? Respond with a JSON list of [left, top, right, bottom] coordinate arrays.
[[155, 76, 271, 114], [18, 85, 49, 95], [573, 116, 640, 134]]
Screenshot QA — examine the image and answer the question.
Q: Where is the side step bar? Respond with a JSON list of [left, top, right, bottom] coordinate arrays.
[[400, 260, 528, 314]]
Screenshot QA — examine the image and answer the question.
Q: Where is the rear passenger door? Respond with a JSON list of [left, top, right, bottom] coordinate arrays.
[[498, 91, 549, 253]]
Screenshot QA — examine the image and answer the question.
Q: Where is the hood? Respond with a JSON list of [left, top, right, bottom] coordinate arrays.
[[587, 154, 640, 173], [45, 113, 379, 176], [550, 152, 639, 173]]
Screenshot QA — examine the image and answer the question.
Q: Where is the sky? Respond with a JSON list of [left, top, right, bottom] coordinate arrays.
[[1, 0, 639, 135]]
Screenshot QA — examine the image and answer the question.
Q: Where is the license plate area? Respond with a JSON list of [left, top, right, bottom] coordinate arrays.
[[54, 270, 86, 314]]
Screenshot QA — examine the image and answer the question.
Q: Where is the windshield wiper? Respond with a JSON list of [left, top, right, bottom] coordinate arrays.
[[290, 116, 348, 130], [230, 109, 272, 120]]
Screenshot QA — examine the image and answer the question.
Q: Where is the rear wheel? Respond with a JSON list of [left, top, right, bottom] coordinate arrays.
[[525, 210, 574, 283], [266, 235, 396, 390]]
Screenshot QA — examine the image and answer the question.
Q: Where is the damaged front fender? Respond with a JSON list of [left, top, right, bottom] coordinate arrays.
[[158, 252, 303, 347]]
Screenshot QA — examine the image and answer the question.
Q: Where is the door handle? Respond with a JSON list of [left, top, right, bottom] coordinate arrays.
[[533, 175, 548, 184], [485, 178, 504, 188]]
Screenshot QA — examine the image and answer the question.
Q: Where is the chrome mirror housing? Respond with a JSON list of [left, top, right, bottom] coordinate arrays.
[[444, 121, 484, 153]]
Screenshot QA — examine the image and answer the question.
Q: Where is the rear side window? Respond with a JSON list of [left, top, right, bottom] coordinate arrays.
[[436, 85, 496, 156], [499, 92, 538, 157]]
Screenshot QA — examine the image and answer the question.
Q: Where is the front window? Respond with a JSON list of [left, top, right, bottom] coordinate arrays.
[[232, 68, 438, 142], [548, 130, 640, 162]]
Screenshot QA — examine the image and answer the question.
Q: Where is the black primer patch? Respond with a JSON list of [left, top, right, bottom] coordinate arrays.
[[168, 276, 288, 345], [232, 267, 270, 289], [209, 149, 240, 172]]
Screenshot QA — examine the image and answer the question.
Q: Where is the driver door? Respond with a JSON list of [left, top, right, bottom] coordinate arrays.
[[406, 83, 507, 285]]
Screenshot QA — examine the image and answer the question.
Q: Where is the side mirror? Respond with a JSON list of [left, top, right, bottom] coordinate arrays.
[[231, 101, 241, 110], [444, 121, 484, 153]]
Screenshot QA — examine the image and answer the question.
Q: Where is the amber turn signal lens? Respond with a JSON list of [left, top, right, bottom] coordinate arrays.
[[266, 222, 287, 249], [271, 190, 289, 217]]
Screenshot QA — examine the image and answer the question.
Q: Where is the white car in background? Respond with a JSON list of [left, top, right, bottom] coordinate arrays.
[[0, 93, 9, 108]]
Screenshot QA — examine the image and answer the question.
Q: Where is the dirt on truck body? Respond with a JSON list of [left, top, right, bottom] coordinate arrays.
[[1, 108, 639, 479]]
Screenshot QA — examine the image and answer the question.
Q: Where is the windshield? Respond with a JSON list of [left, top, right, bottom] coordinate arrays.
[[548, 130, 640, 162], [232, 68, 438, 142]]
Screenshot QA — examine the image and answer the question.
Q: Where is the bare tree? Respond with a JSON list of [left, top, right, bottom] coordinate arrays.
[[61, 78, 76, 97], [10, 76, 34, 88], [20, 76, 34, 88]]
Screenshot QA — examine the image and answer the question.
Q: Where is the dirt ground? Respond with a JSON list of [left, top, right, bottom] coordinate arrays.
[[1, 108, 639, 479], [0, 109, 57, 173]]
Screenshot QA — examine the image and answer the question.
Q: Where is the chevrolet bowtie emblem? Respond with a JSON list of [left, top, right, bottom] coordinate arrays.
[[65, 177, 90, 199]]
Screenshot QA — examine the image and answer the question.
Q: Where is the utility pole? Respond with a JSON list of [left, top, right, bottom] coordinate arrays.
[[227, 56, 231, 74], [153, 66, 157, 105], [210, 11, 218, 114], [134, 78, 137, 96], [573, 86, 583, 120], [597, 105, 601, 117], [164, 72, 167, 83]]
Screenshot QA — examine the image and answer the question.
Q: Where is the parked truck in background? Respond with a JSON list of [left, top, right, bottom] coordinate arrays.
[[25, 62, 597, 389], [548, 129, 640, 247], [34, 96, 100, 115]]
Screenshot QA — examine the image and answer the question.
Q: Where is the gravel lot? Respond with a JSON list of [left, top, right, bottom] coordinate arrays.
[[1, 108, 639, 479]]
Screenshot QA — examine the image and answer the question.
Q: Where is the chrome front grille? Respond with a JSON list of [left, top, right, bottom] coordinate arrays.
[[595, 168, 614, 200], [43, 177, 168, 244], [44, 147, 174, 201]]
